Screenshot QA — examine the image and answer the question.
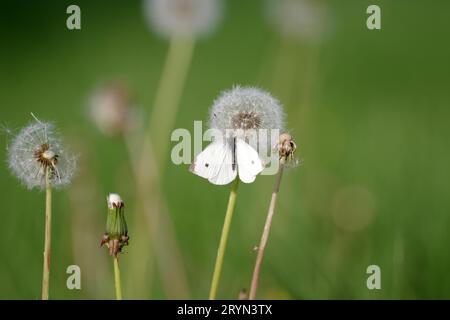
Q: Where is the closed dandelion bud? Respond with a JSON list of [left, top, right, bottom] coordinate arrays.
[[101, 194, 129, 257], [143, 0, 223, 39]]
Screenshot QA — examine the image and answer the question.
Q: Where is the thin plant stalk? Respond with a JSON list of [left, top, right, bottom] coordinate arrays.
[[124, 133, 190, 299], [114, 256, 123, 300], [148, 37, 195, 167], [249, 162, 285, 300], [41, 167, 52, 300], [209, 178, 240, 300], [120, 36, 194, 299]]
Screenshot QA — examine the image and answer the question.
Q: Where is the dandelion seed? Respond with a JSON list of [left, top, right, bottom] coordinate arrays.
[[7, 116, 77, 190], [143, 0, 223, 39]]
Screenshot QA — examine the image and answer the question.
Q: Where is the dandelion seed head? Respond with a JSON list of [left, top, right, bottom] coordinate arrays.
[[209, 86, 285, 144], [266, 0, 327, 42], [89, 84, 136, 137], [144, 0, 222, 39], [7, 118, 77, 190], [278, 133, 296, 160]]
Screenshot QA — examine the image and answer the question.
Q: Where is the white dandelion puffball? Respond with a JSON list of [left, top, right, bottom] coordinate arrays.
[[7, 119, 77, 190], [209, 86, 285, 145], [266, 0, 327, 42], [89, 84, 136, 137], [143, 0, 222, 39]]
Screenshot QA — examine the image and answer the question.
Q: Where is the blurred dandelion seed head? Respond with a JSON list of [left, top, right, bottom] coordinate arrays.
[[7, 119, 77, 190], [266, 0, 327, 42], [144, 0, 222, 39], [89, 84, 137, 137], [209, 86, 285, 145]]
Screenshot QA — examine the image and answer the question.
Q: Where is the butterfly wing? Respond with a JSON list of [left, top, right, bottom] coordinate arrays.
[[236, 139, 264, 183], [190, 141, 237, 185]]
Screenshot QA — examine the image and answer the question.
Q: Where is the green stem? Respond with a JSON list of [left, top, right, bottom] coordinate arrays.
[[148, 36, 195, 168], [123, 36, 195, 299], [249, 163, 285, 300], [41, 168, 52, 300], [209, 178, 239, 300], [114, 256, 123, 300], [126, 132, 191, 299]]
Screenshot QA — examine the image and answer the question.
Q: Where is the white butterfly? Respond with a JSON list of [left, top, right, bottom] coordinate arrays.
[[190, 138, 264, 185]]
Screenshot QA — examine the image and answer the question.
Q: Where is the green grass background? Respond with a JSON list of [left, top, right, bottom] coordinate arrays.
[[0, 0, 449, 299]]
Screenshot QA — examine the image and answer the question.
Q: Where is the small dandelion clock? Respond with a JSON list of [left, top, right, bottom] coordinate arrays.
[[266, 0, 327, 43], [8, 115, 76, 189], [7, 114, 76, 300], [143, 0, 223, 39], [190, 86, 284, 299], [89, 83, 137, 138]]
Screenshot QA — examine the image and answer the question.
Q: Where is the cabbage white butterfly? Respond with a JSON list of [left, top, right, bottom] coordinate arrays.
[[190, 137, 264, 185]]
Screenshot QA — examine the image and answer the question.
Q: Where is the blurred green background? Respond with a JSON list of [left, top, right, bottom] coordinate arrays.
[[1, 0, 450, 299]]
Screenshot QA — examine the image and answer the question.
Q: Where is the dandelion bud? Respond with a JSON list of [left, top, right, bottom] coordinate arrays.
[[101, 193, 129, 257], [89, 83, 136, 137], [143, 0, 223, 39], [7, 116, 77, 190]]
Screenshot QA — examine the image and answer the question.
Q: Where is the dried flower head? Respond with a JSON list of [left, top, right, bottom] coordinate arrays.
[[278, 133, 296, 161], [7, 116, 77, 190], [89, 83, 137, 137], [209, 86, 284, 146], [143, 0, 223, 39], [101, 193, 129, 257], [266, 0, 327, 42]]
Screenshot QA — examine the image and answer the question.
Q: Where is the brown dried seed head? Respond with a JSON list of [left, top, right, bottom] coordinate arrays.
[[278, 133, 297, 161]]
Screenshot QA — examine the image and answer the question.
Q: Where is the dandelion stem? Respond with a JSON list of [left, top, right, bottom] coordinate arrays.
[[123, 36, 195, 299], [125, 132, 190, 299], [41, 167, 52, 300], [113, 256, 123, 300], [249, 162, 285, 300], [209, 178, 239, 300], [148, 36, 195, 167]]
